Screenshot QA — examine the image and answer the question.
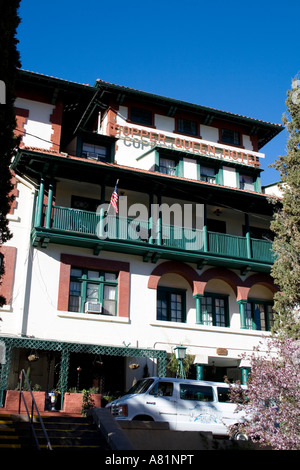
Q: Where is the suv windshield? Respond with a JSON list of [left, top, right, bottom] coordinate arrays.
[[125, 378, 154, 395]]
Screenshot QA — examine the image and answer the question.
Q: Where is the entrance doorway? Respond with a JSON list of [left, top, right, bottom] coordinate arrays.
[[68, 353, 125, 395]]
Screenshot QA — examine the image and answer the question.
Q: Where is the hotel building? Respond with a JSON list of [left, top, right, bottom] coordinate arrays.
[[0, 70, 283, 408]]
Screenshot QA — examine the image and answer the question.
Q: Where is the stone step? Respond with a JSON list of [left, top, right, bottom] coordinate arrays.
[[0, 413, 109, 450]]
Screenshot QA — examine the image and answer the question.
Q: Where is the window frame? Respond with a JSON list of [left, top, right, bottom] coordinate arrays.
[[220, 128, 241, 146], [157, 286, 186, 323], [69, 267, 118, 315], [198, 161, 223, 185], [159, 157, 178, 176], [81, 142, 107, 161], [180, 384, 214, 402], [200, 292, 229, 327], [129, 106, 154, 127], [239, 174, 255, 191], [237, 169, 261, 193], [58, 254, 130, 318], [245, 299, 274, 331], [149, 381, 174, 397], [71, 195, 100, 213], [199, 165, 217, 184], [176, 117, 198, 137]]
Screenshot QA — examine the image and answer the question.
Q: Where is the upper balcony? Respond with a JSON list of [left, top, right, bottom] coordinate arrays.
[[12, 147, 276, 273], [31, 203, 274, 273]]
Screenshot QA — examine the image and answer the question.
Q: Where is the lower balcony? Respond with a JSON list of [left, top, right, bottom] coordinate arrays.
[[31, 205, 274, 271]]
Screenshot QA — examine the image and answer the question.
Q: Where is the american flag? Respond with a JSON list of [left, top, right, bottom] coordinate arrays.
[[110, 182, 119, 213]]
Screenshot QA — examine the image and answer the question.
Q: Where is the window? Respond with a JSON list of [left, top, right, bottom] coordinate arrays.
[[180, 384, 214, 401], [71, 196, 99, 213], [201, 294, 229, 327], [82, 143, 107, 161], [217, 387, 231, 403], [159, 158, 177, 176], [149, 381, 174, 397], [68, 267, 118, 315], [200, 166, 216, 183], [157, 288, 186, 323], [130, 106, 153, 126], [221, 128, 240, 146], [126, 378, 154, 395], [177, 118, 197, 136], [239, 174, 254, 191], [245, 300, 274, 331], [207, 218, 226, 234]]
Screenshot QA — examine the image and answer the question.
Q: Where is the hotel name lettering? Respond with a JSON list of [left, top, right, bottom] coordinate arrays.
[[109, 122, 262, 167]]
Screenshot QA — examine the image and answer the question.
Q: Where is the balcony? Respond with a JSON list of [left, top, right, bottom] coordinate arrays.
[[31, 205, 274, 270]]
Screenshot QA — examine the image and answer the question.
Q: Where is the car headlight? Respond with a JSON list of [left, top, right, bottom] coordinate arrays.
[[111, 403, 128, 417]]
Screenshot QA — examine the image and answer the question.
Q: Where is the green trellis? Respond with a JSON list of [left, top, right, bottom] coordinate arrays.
[[0, 336, 167, 408]]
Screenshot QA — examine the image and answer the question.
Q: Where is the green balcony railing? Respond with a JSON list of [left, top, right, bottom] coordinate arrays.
[[39, 205, 274, 263], [208, 232, 248, 259]]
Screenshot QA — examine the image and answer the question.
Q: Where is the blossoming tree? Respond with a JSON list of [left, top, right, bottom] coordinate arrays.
[[229, 336, 300, 450]]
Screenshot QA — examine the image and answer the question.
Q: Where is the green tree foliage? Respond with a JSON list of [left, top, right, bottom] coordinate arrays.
[[270, 77, 300, 340], [0, 1, 21, 306], [166, 353, 195, 378]]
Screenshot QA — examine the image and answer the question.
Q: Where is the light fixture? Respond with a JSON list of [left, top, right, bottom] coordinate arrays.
[[174, 345, 187, 379], [213, 208, 222, 216], [174, 345, 187, 360]]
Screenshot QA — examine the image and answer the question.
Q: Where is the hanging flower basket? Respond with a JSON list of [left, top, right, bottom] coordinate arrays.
[[28, 353, 39, 362]]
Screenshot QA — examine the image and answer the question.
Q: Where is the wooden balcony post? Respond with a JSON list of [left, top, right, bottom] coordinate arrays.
[[97, 184, 106, 239], [45, 179, 54, 229], [35, 176, 44, 227], [203, 204, 208, 252], [157, 194, 162, 246], [241, 367, 250, 384], [196, 364, 204, 380], [149, 193, 154, 244], [194, 294, 204, 324], [245, 213, 252, 259], [237, 299, 247, 329]]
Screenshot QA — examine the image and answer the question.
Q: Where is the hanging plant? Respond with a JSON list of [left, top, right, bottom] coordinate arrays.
[[27, 350, 39, 362], [129, 363, 140, 370]]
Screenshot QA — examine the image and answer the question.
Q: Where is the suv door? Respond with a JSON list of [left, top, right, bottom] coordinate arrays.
[[145, 381, 177, 428], [177, 383, 225, 434]]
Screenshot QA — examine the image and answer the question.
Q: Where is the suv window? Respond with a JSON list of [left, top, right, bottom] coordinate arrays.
[[180, 384, 214, 402], [217, 387, 231, 403], [149, 381, 174, 397], [125, 378, 154, 395]]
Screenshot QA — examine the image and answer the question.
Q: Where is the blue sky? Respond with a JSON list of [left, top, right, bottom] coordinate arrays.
[[16, 0, 300, 186]]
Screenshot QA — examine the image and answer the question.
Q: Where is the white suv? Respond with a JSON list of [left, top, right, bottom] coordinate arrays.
[[106, 377, 246, 438]]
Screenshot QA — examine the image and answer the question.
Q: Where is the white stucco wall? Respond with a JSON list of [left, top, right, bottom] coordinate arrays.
[[17, 241, 269, 374], [15, 98, 55, 150], [111, 106, 262, 188], [0, 177, 36, 335]]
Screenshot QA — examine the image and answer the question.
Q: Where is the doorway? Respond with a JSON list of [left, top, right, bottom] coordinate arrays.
[[68, 353, 125, 395]]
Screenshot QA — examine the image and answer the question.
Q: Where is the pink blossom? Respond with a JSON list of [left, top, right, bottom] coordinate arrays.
[[228, 336, 300, 450]]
